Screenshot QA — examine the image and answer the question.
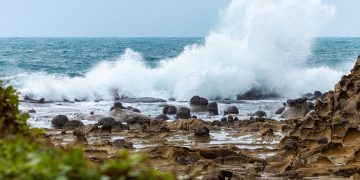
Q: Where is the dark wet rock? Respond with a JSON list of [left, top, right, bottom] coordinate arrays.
[[224, 106, 239, 115], [168, 97, 176, 101], [233, 116, 239, 121], [314, 90, 322, 98], [111, 139, 133, 149], [220, 117, 227, 122], [218, 170, 233, 180], [176, 107, 191, 119], [74, 98, 86, 102], [194, 126, 210, 137], [176, 155, 198, 164], [37, 98, 45, 103], [63, 120, 84, 130], [190, 96, 209, 106], [23, 95, 33, 101], [125, 115, 151, 125], [251, 110, 267, 118], [227, 115, 234, 122], [51, 115, 69, 129], [163, 105, 177, 114], [98, 117, 116, 125], [191, 115, 197, 119], [307, 101, 314, 110], [120, 97, 166, 103], [275, 107, 285, 114], [237, 89, 278, 100], [211, 120, 221, 126], [28, 109, 36, 113], [206, 102, 218, 115], [155, 114, 169, 120], [214, 99, 245, 104], [131, 108, 141, 113]]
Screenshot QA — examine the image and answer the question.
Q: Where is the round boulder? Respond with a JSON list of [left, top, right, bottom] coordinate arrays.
[[206, 102, 218, 115], [251, 110, 266, 118], [176, 107, 191, 119], [163, 105, 177, 114], [52, 115, 69, 129], [190, 96, 209, 106], [224, 106, 239, 115]]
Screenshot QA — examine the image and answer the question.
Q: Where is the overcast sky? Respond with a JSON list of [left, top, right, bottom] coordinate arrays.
[[0, 0, 359, 37]]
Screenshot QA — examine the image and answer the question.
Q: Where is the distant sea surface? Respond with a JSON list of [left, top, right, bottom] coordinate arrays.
[[1, 37, 359, 78]]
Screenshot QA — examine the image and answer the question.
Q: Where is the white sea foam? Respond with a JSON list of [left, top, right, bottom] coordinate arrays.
[[18, 0, 345, 101]]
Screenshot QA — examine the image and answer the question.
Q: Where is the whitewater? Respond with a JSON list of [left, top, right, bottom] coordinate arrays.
[[14, 0, 346, 101]]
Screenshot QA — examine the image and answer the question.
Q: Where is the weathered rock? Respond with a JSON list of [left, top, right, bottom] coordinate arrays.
[[206, 102, 218, 115], [281, 98, 308, 119], [224, 106, 239, 115], [176, 107, 191, 119], [51, 115, 69, 129], [162, 105, 177, 114], [63, 120, 84, 130]]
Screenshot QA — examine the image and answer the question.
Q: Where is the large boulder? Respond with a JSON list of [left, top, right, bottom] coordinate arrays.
[[206, 102, 218, 115], [190, 96, 209, 112], [190, 96, 209, 106], [281, 98, 308, 119], [224, 106, 239, 115], [52, 115, 69, 129], [176, 107, 191, 119], [237, 89, 278, 100], [163, 105, 177, 114]]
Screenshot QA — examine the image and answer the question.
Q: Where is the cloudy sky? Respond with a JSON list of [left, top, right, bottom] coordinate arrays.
[[0, 0, 359, 37]]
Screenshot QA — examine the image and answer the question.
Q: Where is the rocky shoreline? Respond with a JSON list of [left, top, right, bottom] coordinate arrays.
[[23, 56, 360, 179]]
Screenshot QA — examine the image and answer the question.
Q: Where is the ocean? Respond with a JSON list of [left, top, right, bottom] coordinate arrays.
[[0, 37, 359, 127]]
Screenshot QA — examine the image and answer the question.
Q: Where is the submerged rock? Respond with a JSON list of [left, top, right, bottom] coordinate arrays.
[[120, 97, 166, 103], [237, 89, 278, 100], [52, 115, 69, 129]]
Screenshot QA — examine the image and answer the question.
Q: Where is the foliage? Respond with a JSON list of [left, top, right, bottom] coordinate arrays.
[[0, 81, 30, 137], [0, 81, 175, 180]]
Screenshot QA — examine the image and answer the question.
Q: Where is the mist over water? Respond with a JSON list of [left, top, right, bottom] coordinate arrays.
[[17, 0, 346, 101]]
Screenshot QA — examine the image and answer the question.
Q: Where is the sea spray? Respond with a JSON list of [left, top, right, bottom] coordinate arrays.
[[19, 0, 344, 101]]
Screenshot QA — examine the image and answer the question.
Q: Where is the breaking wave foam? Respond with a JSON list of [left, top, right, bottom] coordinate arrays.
[[18, 0, 345, 101]]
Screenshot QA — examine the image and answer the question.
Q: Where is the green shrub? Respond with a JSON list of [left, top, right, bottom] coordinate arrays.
[[0, 81, 175, 180]]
